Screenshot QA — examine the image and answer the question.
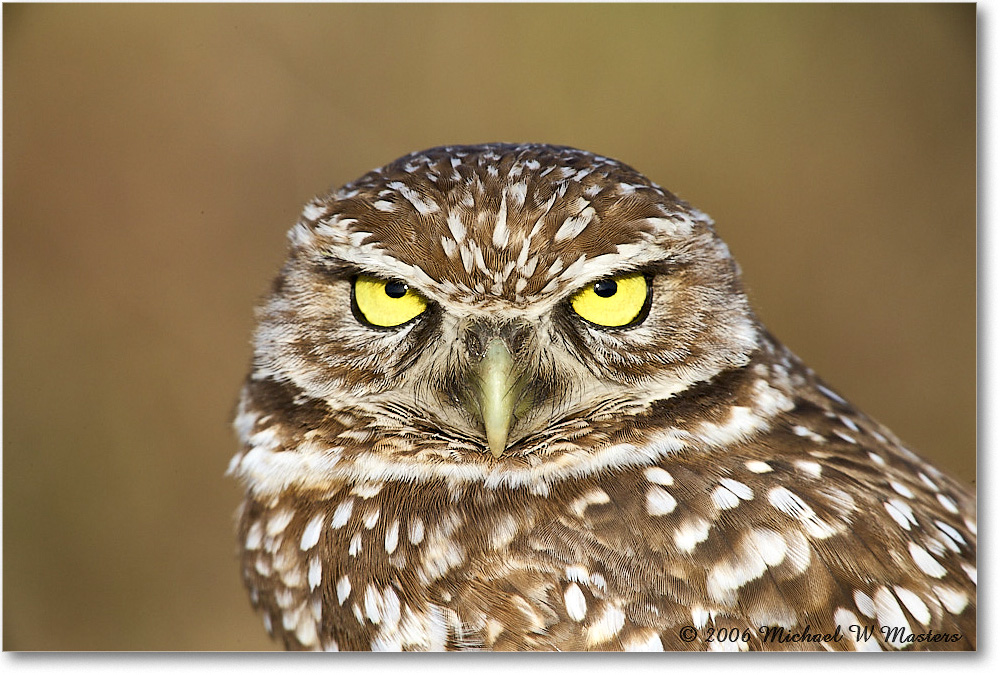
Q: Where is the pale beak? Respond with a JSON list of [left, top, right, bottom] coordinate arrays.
[[474, 338, 523, 458]]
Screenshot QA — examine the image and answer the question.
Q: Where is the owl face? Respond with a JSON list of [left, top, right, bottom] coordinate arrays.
[[250, 145, 758, 474]]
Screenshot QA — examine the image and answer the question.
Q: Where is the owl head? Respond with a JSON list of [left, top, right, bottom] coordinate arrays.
[[239, 144, 759, 489]]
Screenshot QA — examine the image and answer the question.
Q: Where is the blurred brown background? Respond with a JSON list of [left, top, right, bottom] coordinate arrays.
[[3, 4, 975, 650]]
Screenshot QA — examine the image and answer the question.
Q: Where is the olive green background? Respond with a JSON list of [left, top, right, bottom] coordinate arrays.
[[3, 4, 975, 650]]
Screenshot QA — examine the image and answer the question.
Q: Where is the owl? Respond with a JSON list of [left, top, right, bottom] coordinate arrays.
[[228, 143, 976, 651]]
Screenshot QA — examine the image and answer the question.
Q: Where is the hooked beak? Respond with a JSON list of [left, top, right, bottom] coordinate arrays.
[[472, 338, 525, 458]]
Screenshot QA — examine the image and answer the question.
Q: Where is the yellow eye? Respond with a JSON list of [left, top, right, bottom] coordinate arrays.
[[352, 275, 428, 327], [569, 272, 650, 327]]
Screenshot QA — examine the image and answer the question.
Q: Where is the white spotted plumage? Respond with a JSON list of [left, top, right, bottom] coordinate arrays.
[[229, 143, 975, 651]]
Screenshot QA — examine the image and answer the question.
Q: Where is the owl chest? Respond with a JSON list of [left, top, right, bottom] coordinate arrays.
[[240, 480, 651, 650]]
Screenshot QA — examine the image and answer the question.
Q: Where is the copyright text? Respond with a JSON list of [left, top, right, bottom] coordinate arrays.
[[676, 624, 965, 646]]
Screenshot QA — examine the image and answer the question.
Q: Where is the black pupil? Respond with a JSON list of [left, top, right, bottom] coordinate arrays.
[[384, 281, 408, 299], [594, 279, 617, 298]]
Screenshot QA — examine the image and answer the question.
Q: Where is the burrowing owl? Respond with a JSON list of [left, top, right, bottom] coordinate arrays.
[[228, 143, 975, 651]]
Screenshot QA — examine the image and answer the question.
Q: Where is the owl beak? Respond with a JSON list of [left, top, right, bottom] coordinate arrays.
[[474, 338, 522, 458]]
